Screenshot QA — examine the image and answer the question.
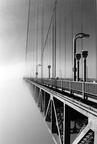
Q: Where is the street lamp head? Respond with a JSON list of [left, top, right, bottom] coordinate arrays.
[[75, 53, 81, 60], [36, 72, 38, 75], [81, 33, 89, 39], [48, 65, 51, 69], [36, 64, 41, 68], [75, 33, 90, 39], [73, 32, 89, 81], [81, 50, 88, 58]]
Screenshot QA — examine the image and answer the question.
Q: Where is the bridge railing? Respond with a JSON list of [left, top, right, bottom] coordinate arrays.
[[71, 81, 82, 94], [27, 78, 97, 100]]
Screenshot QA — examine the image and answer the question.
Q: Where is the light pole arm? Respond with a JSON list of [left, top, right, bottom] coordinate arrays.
[[73, 33, 89, 81], [36, 64, 41, 78]]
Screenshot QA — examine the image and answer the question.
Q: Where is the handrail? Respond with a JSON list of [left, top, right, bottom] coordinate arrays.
[[25, 78, 97, 101]]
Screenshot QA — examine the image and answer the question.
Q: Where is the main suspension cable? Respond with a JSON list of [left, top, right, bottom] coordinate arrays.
[[41, 0, 57, 61], [25, 0, 31, 75]]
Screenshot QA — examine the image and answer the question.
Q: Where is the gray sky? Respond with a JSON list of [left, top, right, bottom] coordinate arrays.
[[0, 0, 28, 66]]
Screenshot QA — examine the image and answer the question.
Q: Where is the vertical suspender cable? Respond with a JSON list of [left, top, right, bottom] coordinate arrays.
[[47, 35, 49, 77], [95, 0, 97, 79], [59, 1, 61, 78], [41, 3, 56, 60], [46, 1, 49, 78], [71, 0, 73, 79], [80, 0, 83, 79], [52, 8, 54, 78], [25, 0, 31, 77], [54, 0, 56, 78], [35, 0, 39, 76], [41, 14, 53, 60], [52, 0, 57, 78], [41, 0, 57, 78], [33, 0, 36, 78], [32, 0, 36, 78], [64, 0, 66, 78], [41, 0, 44, 78]]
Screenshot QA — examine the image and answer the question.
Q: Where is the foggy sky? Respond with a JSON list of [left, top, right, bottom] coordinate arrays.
[[26, 0, 97, 78], [0, 0, 28, 66], [0, 79, 55, 144]]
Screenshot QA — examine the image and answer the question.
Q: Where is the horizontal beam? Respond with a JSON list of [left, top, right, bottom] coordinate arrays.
[[26, 79, 97, 121], [27, 78, 97, 100]]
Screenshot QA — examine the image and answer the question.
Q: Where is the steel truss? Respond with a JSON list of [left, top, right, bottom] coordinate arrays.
[[26, 79, 97, 144]]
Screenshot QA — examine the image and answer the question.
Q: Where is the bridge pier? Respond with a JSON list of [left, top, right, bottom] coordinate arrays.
[[27, 79, 97, 144]]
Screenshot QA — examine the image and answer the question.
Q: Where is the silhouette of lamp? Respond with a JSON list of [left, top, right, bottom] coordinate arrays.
[[75, 53, 81, 81], [81, 50, 88, 82], [48, 65, 51, 79], [73, 33, 89, 81], [36, 64, 41, 78]]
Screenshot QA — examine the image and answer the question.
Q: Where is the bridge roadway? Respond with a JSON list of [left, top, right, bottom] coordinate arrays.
[[25, 78, 97, 144]]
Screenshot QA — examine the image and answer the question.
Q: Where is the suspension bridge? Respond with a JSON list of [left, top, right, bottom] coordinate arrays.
[[24, 0, 97, 143]]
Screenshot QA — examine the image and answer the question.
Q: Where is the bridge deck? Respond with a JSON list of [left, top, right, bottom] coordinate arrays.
[[26, 78, 97, 144]]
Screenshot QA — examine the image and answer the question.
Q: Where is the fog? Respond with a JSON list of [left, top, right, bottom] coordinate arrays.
[[0, 78, 55, 144]]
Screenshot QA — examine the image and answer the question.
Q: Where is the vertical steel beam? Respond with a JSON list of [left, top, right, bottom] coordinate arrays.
[[50, 95, 53, 128], [63, 103, 65, 144], [44, 91, 46, 116], [91, 119, 97, 144], [65, 105, 70, 144], [34, 86, 37, 101], [37, 88, 40, 105], [40, 89, 43, 112], [44, 92, 46, 116], [65, 120, 70, 144], [42, 90, 45, 116], [94, 131, 97, 144], [37, 87, 40, 103]]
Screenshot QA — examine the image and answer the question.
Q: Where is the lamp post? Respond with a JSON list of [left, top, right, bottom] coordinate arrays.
[[36, 64, 41, 78], [75, 53, 81, 81], [73, 33, 89, 81], [36, 72, 38, 78], [48, 65, 51, 79], [81, 50, 88, 82]]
